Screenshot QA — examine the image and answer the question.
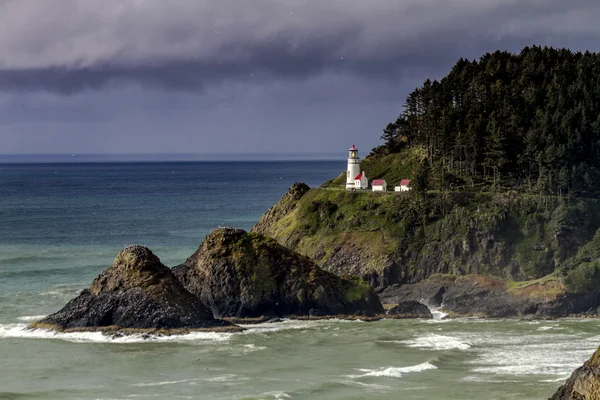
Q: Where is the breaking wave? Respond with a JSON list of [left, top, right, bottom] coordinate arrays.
[[347, 362, 437, 378]]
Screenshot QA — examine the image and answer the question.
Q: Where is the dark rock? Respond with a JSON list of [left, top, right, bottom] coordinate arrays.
[[379, 275, 456, 307], [34, 245, 233, 331], [387, 301, 432, 318], [441, 277, 522, 318], [172, 228, 384, 319], [551, 347, 600, 399], [379, 275, 600, 319]]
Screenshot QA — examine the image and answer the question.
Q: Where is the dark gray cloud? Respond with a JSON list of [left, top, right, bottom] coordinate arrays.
[[1, 0, 599, 94]]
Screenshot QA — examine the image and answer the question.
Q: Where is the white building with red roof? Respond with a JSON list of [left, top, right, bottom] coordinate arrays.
[[395, 179, 412, 192], [372, 179, 387, 192], [354, 171, 368, 189]]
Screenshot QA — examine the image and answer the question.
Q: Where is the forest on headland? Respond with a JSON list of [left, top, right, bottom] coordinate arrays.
[[373, 46, 600, 197]]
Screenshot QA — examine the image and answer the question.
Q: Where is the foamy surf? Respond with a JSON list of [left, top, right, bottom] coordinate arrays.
[[347, 362, 437, 378], [16, 315, 47, 322], [402, 333, 471, 350], [0, 324, 233, 343], [468, 334, 594, 377]]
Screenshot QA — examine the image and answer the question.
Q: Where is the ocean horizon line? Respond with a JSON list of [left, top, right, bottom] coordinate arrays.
[[0, 152, 344, 164]]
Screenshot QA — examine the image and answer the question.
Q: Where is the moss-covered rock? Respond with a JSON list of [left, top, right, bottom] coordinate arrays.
[[32, 245, 235, 332], [551, 347, 600, 399], [172, 228, 383, 318]]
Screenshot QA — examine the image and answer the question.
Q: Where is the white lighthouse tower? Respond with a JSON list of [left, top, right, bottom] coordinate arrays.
[[346, 144, 361, 190]]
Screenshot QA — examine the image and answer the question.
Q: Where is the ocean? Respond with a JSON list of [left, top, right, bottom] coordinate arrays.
[[0, 161, 597, 399]]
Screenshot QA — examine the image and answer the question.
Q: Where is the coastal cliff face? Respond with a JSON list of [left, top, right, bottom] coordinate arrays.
[[252, 184, 600, 316], [552, 347, 600, 399], [172, 228, 383, 319], [33, 245, 233, 331]]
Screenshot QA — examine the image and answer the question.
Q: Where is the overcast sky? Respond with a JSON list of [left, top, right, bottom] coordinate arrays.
[[1, 0, 600, 156]]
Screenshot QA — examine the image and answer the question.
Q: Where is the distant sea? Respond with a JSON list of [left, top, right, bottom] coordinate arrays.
[[0, 160, 597, 400]]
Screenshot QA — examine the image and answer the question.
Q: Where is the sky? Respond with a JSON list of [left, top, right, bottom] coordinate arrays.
[[1, 0, 600, 157]]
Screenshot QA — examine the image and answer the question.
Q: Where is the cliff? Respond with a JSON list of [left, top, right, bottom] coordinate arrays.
[[32, 245, 236, 332], [172, 228, 383, 319], [551, 347, 600, 399], [251, 184, 600, 316]]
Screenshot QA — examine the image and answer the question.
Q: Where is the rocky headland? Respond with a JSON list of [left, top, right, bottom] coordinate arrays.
[[31, 245, 238, 333], [252, 183, 600, 319], [172, 227, 383, 319]]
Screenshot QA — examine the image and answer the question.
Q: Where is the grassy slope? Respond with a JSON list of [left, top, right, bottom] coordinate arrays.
[[257, 182, 600, 293]]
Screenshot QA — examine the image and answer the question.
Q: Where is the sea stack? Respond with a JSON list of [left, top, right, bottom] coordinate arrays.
[[172, 228, 384, 319], [32, 245, 237, 332], [551, 347, 600, 399]]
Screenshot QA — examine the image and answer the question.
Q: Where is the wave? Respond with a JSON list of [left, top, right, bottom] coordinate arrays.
[[0, 324, 233, 343], [240, 392, 291, 400], [402, 333, 472, 350], [347, 362, 437, 379], [133, 378, 202, 387], [0, 318, 325, 344], [16, 315, 47, 322], [468, 334, 595, 377], [460, 376, 522, 383]]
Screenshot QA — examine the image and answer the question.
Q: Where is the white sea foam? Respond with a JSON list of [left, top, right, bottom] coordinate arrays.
[[133, 378, 201, 387], [348, 362, 437, 379], [539, 376, 570, 383], [537, 326, 558, 331], [429, 307, 448, 320], [402, 333, 471, 350], [339, 380, 392, 391], [0, 324, 233, 343], [16, 315, 47, 322], [460, 376, 521, 383], [204, 374, 249, 382], [239, 319, 319, 334], [468, 333, 595, 377]]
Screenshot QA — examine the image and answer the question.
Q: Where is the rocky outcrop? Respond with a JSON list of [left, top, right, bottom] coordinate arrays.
[[252, 182, 310, 234], [32, 245, 235, 332], [172, 228, 384, 319], [386, 301, 432, 318], [551, 347, 600, 399], [379, 275, 600, 318], [251, 184, 600, 295]]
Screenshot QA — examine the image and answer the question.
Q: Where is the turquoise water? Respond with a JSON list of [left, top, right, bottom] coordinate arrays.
[[0, 161, 597, 399]]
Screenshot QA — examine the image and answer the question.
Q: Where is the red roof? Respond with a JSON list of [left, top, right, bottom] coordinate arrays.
[[372, 179, 386, 186], [349, 144, 357, 151], [400, 179, 411, 186], [355, 173, 363, 180]]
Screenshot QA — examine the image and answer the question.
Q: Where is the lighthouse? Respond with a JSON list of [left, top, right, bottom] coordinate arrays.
[[346, 144, 361, 190]]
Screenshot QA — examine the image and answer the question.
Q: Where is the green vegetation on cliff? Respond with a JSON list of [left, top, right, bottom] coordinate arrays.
[[253, 184, 600, 292], [255, 46, 600, 298], [373, 46, 600, 196]]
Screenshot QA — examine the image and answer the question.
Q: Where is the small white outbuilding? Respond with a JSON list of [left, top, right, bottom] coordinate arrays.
[[372, 179, 387, 192], [354, 171, 368, 189], [394, 179, 412, 192]]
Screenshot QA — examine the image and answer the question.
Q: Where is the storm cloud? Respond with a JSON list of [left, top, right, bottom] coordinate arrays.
[[1, 0, 600, 94]]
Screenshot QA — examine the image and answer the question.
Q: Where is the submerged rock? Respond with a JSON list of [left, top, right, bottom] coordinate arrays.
[[551, 347, 600, 399], [172, 228, 384, 319], [386, 301, 432, 318], [33, 245, 235, 332]]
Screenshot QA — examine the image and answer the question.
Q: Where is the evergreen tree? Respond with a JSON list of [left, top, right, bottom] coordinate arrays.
[[375, 46, 600, 197]]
